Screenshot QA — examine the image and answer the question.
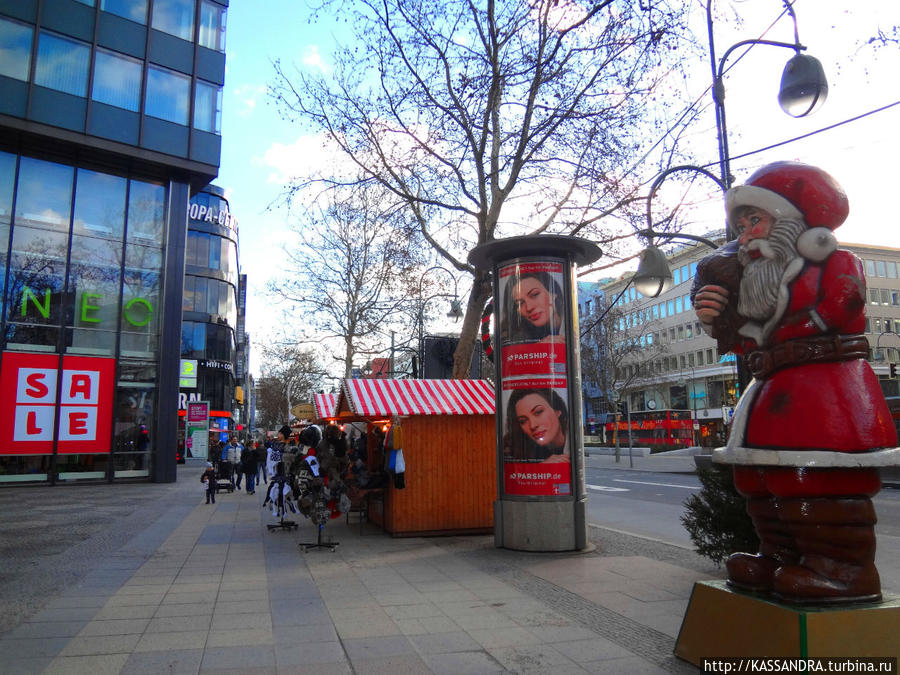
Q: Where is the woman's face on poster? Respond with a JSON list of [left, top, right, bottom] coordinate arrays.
[[515, 393, 564, 447], [512, 277, 555, 328]]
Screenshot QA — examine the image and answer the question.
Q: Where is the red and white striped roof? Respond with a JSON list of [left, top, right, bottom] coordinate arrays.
[[313, 393, 338, 421], [342, 379, 495, 417]]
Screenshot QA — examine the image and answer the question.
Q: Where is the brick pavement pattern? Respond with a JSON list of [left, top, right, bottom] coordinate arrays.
[[0, 463, 719, 674]]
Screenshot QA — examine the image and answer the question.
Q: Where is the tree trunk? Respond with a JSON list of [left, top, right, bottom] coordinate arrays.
[[452, 270, 493, 379]]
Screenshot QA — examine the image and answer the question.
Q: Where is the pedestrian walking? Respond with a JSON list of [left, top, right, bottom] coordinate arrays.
[[225, 437, 241, 487], [255, 441, 268, 484], [241, 443, 259, 495], [201, 462, 217, 504]]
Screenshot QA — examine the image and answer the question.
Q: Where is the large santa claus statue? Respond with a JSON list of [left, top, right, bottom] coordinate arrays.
[[691, 161, 899, 604]]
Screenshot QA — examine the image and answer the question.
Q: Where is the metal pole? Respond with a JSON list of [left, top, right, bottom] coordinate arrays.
[[626, 402, 633, 468]]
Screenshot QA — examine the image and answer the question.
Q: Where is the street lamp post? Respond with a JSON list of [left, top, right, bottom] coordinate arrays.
[[708, 0, 828, 190]]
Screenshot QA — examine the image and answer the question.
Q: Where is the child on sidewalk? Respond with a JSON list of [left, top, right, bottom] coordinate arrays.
[[201, 462, 217, 504]]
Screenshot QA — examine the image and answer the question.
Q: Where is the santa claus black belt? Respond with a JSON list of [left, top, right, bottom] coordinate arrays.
[[746, 334, 869, 380]]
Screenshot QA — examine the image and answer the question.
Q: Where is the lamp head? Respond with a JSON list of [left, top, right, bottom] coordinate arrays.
[[632, 245, 673, 298], [778, 53, 828, 117], [447, 299, 463, 321]]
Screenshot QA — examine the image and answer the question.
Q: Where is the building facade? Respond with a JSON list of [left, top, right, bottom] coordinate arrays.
[[0, 0, 228, 484], [578, 236, 900, 447], [177, 185, 250, 457]]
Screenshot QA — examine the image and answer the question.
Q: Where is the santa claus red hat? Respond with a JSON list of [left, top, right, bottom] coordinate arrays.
[[726, 161, 849, 231]]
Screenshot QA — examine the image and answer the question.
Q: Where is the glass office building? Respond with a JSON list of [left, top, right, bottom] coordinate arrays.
[[0, 0, 228, 485], [177, 184, 241, 459]]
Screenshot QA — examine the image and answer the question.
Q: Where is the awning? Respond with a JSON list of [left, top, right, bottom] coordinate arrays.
[[340, 378, 495, 417], [313, 393, 338, 421]]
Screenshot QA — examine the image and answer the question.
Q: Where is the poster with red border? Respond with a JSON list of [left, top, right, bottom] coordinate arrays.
[[0, 352, 115, 455], [498, 261, 567, 378], [501, 377, 571, 496]]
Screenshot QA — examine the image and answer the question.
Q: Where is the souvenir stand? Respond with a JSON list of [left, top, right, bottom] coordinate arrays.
[[313, 392, 376, 533], [331, 378, 497, 537]]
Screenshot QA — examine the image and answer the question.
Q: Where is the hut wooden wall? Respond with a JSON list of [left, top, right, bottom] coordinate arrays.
[[383, 414, 496, 536]]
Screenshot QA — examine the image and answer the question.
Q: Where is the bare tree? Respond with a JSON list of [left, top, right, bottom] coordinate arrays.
[[271, 0, 698, 377], [268, 187, 424, 377], [580, 283, 670, 416], [255, 343, 326, 427]]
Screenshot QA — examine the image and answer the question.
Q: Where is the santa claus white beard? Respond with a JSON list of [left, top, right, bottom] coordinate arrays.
[[736, 219, 805, 320]]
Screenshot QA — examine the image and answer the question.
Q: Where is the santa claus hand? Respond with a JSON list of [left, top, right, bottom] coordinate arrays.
[[694, 284, 729, 324]]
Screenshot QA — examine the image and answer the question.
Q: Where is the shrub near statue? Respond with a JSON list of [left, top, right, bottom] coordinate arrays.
[[691, 161, 899, 604]]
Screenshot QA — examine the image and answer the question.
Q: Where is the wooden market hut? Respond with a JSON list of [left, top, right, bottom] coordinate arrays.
[[333, 378, 497, 537]]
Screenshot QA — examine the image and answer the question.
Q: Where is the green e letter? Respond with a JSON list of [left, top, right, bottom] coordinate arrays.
[[80, 293, 102, 323]]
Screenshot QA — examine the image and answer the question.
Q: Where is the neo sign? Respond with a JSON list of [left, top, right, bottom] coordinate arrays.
[[0, 352, 115, 454]]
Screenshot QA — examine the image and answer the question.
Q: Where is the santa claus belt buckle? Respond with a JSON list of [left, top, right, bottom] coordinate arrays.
[[747, 351, 772, 378]]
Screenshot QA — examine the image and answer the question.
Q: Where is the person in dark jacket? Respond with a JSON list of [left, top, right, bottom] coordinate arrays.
[[201, 462, 217, 504], [241, 443, 259, 495]]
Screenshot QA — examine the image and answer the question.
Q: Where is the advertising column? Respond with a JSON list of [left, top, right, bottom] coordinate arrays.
[[470, 235, 601, 552]]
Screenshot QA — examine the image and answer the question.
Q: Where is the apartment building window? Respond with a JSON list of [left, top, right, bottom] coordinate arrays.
[[0, 18, 32, 81], [893, 291, 900, 306], [680, 265, 689, 283], [680, 354, 686, 369], [688, 353, 695, 367], [667, 300, 674, 315], [152, 0, 195, 41], [685, 323, 693, 339], [881, 289, 890, 305], [92, 49, 143, 111], [888, 261, 897, 279], [669, 327, 675, 341], [673, 267, 681, 285], [869, 289, 880, 305], [677, 325, 684, 340], [675, 297, 683, 313], [145, 65, 190, 124], [194, 80, 222, 133], [101, 0, 148, 24], [199, 0, 227, 51], [865, 259, 876, 276], [696, 350, 703, 365], [35, 32, 90, 96], [876, 260, 886, 277], [690, 262, 698, 277], [706, 349, 714, 364]]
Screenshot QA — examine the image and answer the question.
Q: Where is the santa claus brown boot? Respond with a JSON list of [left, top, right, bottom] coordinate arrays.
[[726, 497, 799, 593], [772, 497, 881, 604]]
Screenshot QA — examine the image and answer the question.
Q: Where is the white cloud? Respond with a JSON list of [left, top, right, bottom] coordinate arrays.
[[301, 45, 331, 74], [231, 83, 266, 117]]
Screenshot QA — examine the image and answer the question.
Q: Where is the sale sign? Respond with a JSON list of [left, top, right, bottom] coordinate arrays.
[[0, 352, 115, 454]]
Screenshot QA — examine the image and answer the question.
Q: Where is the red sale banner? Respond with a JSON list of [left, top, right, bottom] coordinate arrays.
[[0, 352, 115, 454]]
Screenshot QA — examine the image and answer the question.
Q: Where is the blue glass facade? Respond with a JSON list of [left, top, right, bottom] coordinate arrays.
[[0, 0, 228, 485]]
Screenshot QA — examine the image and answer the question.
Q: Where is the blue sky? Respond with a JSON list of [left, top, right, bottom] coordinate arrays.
[[214, 1, 900, 376]]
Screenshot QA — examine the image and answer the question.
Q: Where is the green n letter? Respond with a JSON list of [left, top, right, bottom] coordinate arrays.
[[21, 287, 50, 319]]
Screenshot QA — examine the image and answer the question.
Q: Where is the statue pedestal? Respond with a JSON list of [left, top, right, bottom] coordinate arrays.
[[675, 581, 900, 665]]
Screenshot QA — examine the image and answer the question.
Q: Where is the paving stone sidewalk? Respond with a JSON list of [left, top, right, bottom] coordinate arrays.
[[0, 465, 723, 674]]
